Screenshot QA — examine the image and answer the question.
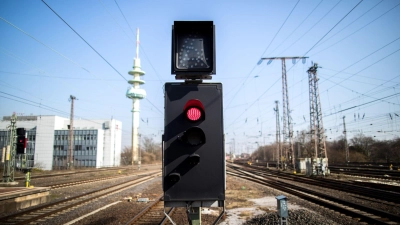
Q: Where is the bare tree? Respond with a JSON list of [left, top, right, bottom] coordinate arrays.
[[350, 133, 374, 160], [120, 146, 132, 166], [140, 137, 162, 164]]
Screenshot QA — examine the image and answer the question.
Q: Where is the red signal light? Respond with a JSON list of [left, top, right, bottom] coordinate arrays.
[[184, 99, 205, 122], [187, 107, 202, 121]]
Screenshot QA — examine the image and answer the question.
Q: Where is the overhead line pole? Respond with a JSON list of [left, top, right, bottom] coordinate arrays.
[[68, 95, 76, 169], [343, 116, 349, 163], [307, 63, 328, 175], [274, 100, 281, 169], [259, 56, 308, 172]]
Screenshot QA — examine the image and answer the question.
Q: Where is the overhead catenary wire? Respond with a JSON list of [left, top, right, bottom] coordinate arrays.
[[41, 0, 128, 82], [0, 93, 135, 136], [311, 1, 400, 57], [227, 1, 364, 135], [302, 0, 364, 57], [41, 0, 163, 116], [0, 16, 90, 74], [289, 43, 400, 119], [225, 0, 300, 109], [314, 0, 383, 49]]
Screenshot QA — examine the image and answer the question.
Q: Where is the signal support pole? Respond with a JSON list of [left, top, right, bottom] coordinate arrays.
[[258, 57, 308, 172]]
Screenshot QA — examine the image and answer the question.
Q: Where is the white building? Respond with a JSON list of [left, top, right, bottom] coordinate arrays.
[[0, 115, 122, 170]]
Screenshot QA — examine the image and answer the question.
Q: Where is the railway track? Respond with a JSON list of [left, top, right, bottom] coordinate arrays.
[[124, 196, 176, 225], [50, 172, 141, 189], [0, 172, 161, 225], [227, 164, 400, 224], [236, 164, 400, 204], [234, 160, 400, 180], [329, 166, 400, 180], [13, 167, 127, 181]]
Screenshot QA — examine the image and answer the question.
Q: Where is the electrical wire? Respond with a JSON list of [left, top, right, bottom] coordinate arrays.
[[41, 0, 128, 82], [0, 16, 90, 74], [311, 1, 400, 57], [269, 0, 324, 56], [225, 0, 300, 109], [302, 0, 364, 57]]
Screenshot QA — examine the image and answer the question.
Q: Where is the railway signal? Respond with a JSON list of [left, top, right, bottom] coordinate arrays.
[[16, 128, 26, 154], [164, 21, 224, 224], [171, 21, 216, 80], [163, 82, 225, 206]]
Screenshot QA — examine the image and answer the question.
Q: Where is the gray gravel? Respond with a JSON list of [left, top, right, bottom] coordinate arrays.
[[245, 209, 357, 225]]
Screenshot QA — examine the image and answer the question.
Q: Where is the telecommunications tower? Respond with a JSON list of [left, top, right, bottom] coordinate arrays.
[[126, 28, 146, 165]]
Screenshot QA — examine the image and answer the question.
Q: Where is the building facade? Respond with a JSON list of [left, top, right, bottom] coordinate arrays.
[[0, 115, 122, 170]]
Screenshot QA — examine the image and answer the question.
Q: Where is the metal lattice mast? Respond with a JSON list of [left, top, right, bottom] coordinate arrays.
[[274, 100, 281, 168], [281, 60, 288, 164], [343, 116, 349, 162], [308, 65, 317, 158], [2, 113, 16, 183], [126, 28, 146, 166], [307, 63, 327, 160], [68, 95, 76, 169], [314, 69, 327, 159], [259, 56, 308, 171]]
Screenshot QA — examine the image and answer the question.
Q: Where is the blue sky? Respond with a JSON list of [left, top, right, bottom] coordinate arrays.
[[1, 0, 399, 154]]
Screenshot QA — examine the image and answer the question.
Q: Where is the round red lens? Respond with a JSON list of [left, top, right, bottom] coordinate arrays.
[[187, 107, 202, 121]]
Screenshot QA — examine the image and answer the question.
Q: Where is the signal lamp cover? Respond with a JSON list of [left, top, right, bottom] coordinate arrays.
[[179, 127, 206, 146], [184, 99, 205, 121]]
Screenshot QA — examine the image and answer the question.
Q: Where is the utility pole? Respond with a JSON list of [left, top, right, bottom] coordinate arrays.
[[274, 100, 281, 169], [68, 95, 76, 169], [307, 63, 328, 174], [259, 57, 308, 172], [2, 113, 17, 183], [343, 116, 349, 163]]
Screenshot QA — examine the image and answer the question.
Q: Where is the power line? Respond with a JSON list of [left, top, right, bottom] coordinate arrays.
[[41, 0, 128, 82], [311, 1, 400, 57], [302, 0, 364, 57], [329, 93, 400, 115], [42, 0, 163, 116], [98, 0, 164, 85], [260, 0, 300, 57], [225, 0, 300, 109], [0, 16, 90, 74], [230, 1, 363, 134], [318, 74, 400, 106], [269, 0, 324, 56], [0, 70, 118, 80], [315, 0, 383, 48], [278, 0, 343, 56], [289, 44, 400, 116], [323, 36, 400, 88], [0, 92, 134, 135]]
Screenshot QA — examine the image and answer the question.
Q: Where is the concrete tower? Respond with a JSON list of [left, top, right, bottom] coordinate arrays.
[[126, 28, 146, 165]]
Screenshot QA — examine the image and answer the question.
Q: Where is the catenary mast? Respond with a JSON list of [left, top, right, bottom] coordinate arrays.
[[308, 63, 328, 174], [126, 28, 146, 165], [258, 56, 308, 171]]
